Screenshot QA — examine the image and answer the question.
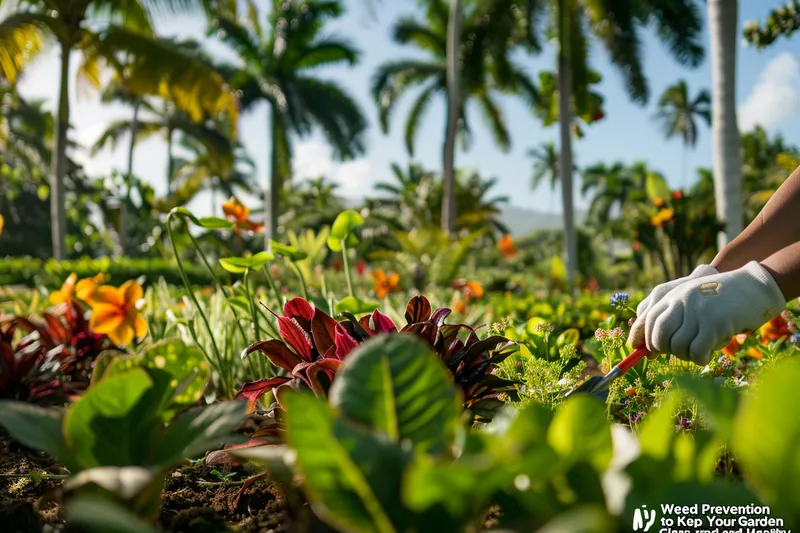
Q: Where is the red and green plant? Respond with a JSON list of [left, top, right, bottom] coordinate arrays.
[[237, 295, 520, 424]]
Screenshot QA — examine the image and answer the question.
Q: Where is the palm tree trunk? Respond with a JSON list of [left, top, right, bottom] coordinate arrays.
[[119, 101, 140, 256], [166, 127, 174, 196], [50, 42, 71, 261], [708, 0, 742, 249], [268, 111, 280, 244], [441, 0, 461, 235], [557, 0, 578, 296]]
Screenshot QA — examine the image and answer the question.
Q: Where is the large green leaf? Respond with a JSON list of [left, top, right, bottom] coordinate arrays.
[[151, 400, 247, 466], [269, 240, 307, 261], [102, 339, 210, 408], [0, 401, 71, 469], [733, 359, 800, 527], [547, 395, 613, 471], [63, 369, 156, 470], [329, 210, 365, 240], [644, 172, 671, 203], [65, 497, 158, 533], [334, 296, 381, 315], [329, 335, 461, 454], [219, 251, 274, 273], [284, 392, 406, 533]]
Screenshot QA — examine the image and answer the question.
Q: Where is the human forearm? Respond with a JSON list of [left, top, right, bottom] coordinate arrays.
[[711, 165, 800, 272], [760, 240, 800, 301]]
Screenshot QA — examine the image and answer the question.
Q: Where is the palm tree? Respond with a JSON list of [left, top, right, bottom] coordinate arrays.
[[0, 0, 236, 260], [528, 141, 578, 214], [581, 162, 649, 224], [655, 80, 711, 187], [169, 135, 256, 212], [525, 0, 704, 294], [372, 0, 539, 232], [708, 0, 742, 248], [211, 0, 367, 244]]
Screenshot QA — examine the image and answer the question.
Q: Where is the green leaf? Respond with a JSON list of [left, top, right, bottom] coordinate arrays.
[[63, 466, 159, 500], [138, 339, 211, 407], [284, 392, 404, 533], [152, 400, 247, 466], [636, 391, 680, 460], [327, 233, 359, 252], [196, 216, 235, 229], [219, 251, 274, 273], [330, 210, 365, 240], [0, 401, 71, 469], [547, 395, 613, 471], [538, 505, 615, 533], [673, 376, 739, 440], [63, 369, 155, 470], [645, 172, 671, 204], [335, 296, 380, 315], [556, 328, 580, 348], [329, 335, 461, 453], [65, 497, 158, 533], [733, 359, 800, 524], [269, 240, 307, 261]]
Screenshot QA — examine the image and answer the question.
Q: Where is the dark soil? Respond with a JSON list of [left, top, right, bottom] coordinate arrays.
[[0, 429, 335, 533]]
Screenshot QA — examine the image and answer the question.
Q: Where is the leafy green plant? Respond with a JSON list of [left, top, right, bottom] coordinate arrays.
[[0, 366, 246, 524]]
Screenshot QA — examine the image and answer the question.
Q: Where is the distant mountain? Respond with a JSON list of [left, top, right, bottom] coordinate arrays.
[[344, 197, 586, 237], [499, 205, 587, 237]]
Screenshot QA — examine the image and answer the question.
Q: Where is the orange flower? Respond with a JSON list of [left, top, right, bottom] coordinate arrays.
[[371, 269, 400, 299], [222, 196, 263, 234], [650, 208, 675, 227], [653, 197, 665, 207], [450, 279, 484, 302], [50, 273, 78, 305], [0, 214, 4, 237], [498, 234, 517, 259], [759, 314, 791, 345], [746, 347, 764, 360], [721, 336, 740, 358], [75, 274, 105, 304], [89, 281, 148, 346], [450, 294, 467, 315]]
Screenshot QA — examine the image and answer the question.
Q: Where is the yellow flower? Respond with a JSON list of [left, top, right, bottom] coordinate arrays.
[[371, 269, 400, 299], [50, 273, 78, 305], [76, 273, 105, 303], [89, 281, 147, 346], [654, 197, 665, 207], [650, 208, 675, 227]]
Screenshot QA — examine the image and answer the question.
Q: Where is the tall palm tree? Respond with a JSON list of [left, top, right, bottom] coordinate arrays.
[[655, 80, 711, 187], [708, 0, 742, 248], [0, 0, 236, 260], [211, 0, 367, 244], [581, 162, 648, 224], [372, 0, 539, 232], [528, 141, 578, 214], [523, 0, 704, 294]]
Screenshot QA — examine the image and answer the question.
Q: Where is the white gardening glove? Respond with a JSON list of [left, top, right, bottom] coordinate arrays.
[[627, 264, 719, 349], [643, 261, 786, 365]]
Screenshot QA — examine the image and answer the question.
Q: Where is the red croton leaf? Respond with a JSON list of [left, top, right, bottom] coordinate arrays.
[[293, 359, 342, 397], [243, 339, 303, 372], [277, 317, 312, 361], [371, 310, 398, 334], [404, 295, 432, 324], [235, 376, 292, 412], [284, 298, 314, 331], [311, 307, 339, 354], [334, 323, 359, 359]]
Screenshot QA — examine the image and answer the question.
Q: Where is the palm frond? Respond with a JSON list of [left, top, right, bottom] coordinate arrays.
[[477, 92, 511, 151], [296, 37, 359, 69], [209, 15, 263, 65], [403, 82, 438, 156], [0, 11, 58, 83]]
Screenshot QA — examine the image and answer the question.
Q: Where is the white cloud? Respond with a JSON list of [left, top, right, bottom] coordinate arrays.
[[739, 52, 800, 132], [292, 139, 373, 197]]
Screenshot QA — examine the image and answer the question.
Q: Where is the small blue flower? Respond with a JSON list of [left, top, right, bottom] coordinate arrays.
[[610, 292, 629, 308], [791, 333, 800, 345]]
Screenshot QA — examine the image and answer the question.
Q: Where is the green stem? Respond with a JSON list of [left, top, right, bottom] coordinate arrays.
[[321, 272, 329, 300], [167, 215, 231, 398], [341, 239, 355, 299], [244, 268, 267, 378], [262, 264, 283, 306], [186, 231, 248, 344], [187, 312, 228, 396], [290, 261, 309, 300]]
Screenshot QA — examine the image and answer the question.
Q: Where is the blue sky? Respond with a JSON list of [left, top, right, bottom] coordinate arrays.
[[16, 1, 800, 217]]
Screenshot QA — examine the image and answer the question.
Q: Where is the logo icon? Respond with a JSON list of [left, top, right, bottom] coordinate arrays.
[[633, 505, 656, 531]]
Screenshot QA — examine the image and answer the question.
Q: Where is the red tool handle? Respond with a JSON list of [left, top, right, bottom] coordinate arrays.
[[617, 345, 649, 373]]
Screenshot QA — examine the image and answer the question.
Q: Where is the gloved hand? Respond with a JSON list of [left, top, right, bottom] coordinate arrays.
[[627, 264, 719, 349], [642, 261, 787, 365]]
